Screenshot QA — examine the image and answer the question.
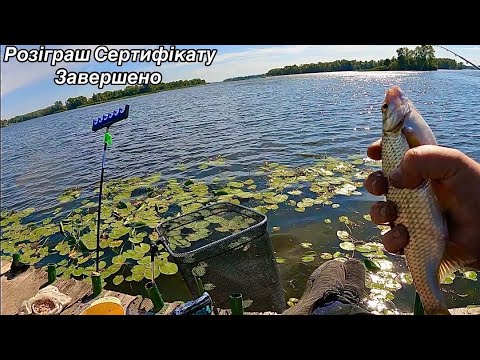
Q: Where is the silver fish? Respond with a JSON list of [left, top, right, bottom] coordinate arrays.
[[381, 85, 466, 315]]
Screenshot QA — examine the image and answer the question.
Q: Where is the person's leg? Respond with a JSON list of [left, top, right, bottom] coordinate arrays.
[[283, 258, 371, 315]]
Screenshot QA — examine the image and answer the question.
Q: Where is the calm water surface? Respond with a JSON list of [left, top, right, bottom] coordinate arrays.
[[2, 70, 479, 312]]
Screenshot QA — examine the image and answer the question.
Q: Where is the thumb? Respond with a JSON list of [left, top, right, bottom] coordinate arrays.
[[388, 145, 466, 189]]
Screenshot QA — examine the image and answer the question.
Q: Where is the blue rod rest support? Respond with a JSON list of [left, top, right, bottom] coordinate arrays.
[[92, 104, 130, 132]]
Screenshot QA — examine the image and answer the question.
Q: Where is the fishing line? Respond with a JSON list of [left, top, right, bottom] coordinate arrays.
[[436, 45, 479, 70]]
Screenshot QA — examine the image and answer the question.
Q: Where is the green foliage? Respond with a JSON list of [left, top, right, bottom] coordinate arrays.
[[264, 46, 465, 78], [2, 79, 207, 127], [223, 74, 265, 82]]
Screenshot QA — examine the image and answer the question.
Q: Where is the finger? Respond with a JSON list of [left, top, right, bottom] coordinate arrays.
[[382, 225, 409, 254], [364, 171, 388, 196], [367, 139, 382, 160], [370, 201, 397, 224], [389, 145, 466, 189]]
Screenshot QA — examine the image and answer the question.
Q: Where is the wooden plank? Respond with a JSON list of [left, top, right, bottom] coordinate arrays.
[[1, 266, 48, 315], [449, 307, 480, 315], [1, 260, 12, 276]]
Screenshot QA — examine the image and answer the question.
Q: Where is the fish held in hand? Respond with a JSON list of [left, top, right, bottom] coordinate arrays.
[[380, 86, 468, 315]]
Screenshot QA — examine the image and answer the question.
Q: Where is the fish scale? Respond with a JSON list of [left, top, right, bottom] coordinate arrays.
[[382, 118, 449, 315]]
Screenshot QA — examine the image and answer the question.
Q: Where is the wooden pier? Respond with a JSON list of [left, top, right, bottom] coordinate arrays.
[[1, 260, 477, 315], [1, 261, 176, 315]]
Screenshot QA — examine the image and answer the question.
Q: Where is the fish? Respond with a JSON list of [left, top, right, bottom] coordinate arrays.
[[380, 85, 470, 315]]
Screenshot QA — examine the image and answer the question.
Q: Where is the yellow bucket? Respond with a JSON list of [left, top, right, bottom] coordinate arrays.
[[80, 296, 125, 315]]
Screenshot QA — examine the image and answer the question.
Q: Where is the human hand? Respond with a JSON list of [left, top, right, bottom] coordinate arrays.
[[364, 140, 480, 269]]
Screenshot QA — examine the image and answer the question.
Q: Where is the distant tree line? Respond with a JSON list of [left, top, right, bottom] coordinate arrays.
[[2, 78, 207, 127], [224, 74, 266, 82], [436, 58, 466, 69], [266, 46, 469, 77]]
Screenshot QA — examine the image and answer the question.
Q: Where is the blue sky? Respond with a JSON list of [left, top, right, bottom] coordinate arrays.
[[1, 45, 479, 119]]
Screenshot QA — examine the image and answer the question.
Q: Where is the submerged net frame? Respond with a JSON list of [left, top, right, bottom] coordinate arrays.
[[156, 202, 286, 313]]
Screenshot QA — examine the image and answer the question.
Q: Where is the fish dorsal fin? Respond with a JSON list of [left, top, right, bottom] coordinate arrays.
[[438, 242, 477, 283]]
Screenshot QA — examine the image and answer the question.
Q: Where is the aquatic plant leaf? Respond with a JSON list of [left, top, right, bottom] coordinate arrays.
[[300, 242, 312, 249], [109, 240, 123, 248], [113, 275, 124, 285], [463, 271, 477, 281], [364, 259, 381, 272], [131, 271, 145, 282], [363, 214, 372, 221], [110, 226, 130, 239], [340, 242, 355, 251], [204, 283, 215, 291], [331, 204, 340, 209], [273, 194, 288, 203], [144, 267, 161, 280], [302, 256, 315, 263], [72, 267, 84, 277], [275, 257, 286, 264], [192, 263, 207, 277], [320, 253, 333, 260], [355, 244, 374, 253], [159, 262, 178, 275], [336, 230, 350, 241]]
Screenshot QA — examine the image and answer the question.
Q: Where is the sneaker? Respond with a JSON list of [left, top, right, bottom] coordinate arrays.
[[282, 260, 346, 315], [342, 258, 366, 306]]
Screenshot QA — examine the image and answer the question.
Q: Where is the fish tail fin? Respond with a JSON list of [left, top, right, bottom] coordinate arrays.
[[438, 242, 477, 283]]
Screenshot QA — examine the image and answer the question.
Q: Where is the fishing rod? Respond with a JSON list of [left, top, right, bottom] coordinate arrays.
[[436, 45, 480, 70], [90, 105, 130, 294]]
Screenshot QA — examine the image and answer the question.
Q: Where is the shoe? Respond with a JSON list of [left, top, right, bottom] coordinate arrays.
[[342, 258, 366, 306], [282, 260, 346, 315]]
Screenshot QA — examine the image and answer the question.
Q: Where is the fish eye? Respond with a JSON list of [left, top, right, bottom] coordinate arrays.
[[382, 103, 388, 111]]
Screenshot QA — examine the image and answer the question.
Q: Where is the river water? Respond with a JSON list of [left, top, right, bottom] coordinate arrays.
[[2, 70, 479, 313]]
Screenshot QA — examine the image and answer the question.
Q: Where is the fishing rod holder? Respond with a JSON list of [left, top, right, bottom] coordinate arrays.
[[90, 105, 130, 295]]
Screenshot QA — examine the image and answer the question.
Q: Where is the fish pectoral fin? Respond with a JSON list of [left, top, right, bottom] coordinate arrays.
[[438, 242, 478, 282]]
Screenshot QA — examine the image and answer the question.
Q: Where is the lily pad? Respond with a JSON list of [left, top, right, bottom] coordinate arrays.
[[276, 257, 286, 264], [113, 275, 124, 285], [355, 244, 374, 253], [364, 259, 381, 272], [340, 242, 355, 251], [300, 242, 312, 249], [336, 230, 350, 241], [302, 256, 315, 263], [159, 262, 178, 275], [331, 204, 340, 209], [134, 243, 151, 254], [204, 283, 215, 291], [320, 253, 333, 259], [131, 271, 145, 282], [287, 298, 299, 307], [363, 214, 372, 221], [324, 219, 331, 224], [112, 255, 125, 264], [463, 271, 477, 281]]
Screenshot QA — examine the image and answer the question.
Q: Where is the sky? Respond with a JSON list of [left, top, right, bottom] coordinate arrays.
[[1, 45, 479, 119]]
